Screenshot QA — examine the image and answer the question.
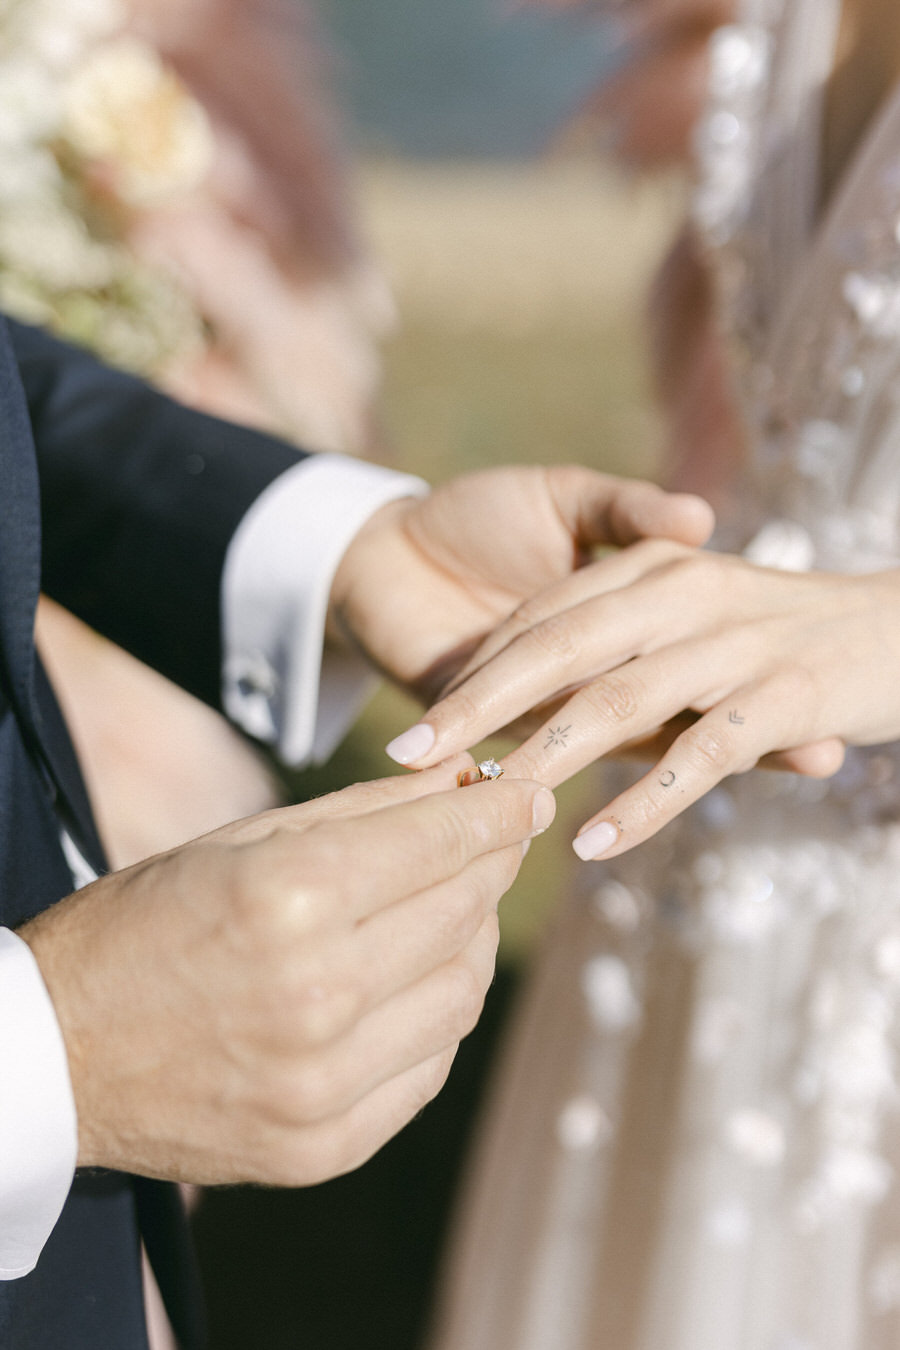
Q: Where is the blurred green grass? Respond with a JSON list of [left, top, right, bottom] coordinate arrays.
[[287, 157, 680, 958]]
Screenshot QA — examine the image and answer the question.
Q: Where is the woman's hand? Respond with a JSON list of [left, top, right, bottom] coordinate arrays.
[[385, 540, 900, 858], [329, 466, 714, 705]]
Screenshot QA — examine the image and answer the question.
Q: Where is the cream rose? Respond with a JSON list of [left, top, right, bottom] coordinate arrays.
[[62, 36, 214, 206]]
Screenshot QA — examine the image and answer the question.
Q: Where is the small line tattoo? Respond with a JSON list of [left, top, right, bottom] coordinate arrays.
[[729, 710, 745, 725], [545, 724, 572, 749], [659, 770, 676, 788]]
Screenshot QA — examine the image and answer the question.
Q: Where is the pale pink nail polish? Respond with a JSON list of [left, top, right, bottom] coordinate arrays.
[[572, 820, 619, 861], [385, 722, 436, 765]]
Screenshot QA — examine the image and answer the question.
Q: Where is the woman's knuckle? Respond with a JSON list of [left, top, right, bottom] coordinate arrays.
[[582, 674, 640, 726], [780, 663, 818, 703], [662, 549, 718, 595], [686, 724, 733, 771], [511, 594, 546, 631], [527, 612, 580, 665]]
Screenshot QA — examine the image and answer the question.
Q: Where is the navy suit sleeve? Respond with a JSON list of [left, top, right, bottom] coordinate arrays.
[[9, 320, 309, 709]]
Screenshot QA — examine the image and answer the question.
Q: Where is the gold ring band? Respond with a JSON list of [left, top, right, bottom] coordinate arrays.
[[458, 758, 504, 787]]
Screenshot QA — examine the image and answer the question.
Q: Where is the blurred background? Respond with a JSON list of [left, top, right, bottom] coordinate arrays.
[[187, 5, 683, 1349]]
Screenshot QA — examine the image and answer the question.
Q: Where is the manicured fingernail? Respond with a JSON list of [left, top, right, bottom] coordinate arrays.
[[572, 820, 618, 861], [531, 787, 557, 835], [386, 723, 436, 765], [521, 838, 532, 858]]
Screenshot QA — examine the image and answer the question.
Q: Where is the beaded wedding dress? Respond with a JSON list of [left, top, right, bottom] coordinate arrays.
[[429, 4, 900, 1348]]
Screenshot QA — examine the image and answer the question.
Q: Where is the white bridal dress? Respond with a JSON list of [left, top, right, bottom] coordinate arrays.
[[429, 3, 900, 1348]]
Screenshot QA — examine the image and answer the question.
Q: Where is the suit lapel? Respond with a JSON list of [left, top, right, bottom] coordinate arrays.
[[0, 315, 41, 721], [0, 319, 106, 873]]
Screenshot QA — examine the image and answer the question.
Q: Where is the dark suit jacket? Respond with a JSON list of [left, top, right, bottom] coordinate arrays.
[[0, 316, 309, 1349]]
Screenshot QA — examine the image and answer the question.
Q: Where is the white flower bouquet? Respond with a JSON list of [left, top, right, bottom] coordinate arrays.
[[0, 0, 209, 373]]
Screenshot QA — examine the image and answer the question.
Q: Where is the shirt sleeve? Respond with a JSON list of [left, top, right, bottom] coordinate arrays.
[[221, 453, 429, 767], [0, 928, 78, 1280]]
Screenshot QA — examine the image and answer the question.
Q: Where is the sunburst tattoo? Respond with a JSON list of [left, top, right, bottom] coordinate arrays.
[[544, 724, 572, 749]]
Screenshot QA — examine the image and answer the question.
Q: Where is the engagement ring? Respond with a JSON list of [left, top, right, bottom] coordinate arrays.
[[458, 758, 504, 787]]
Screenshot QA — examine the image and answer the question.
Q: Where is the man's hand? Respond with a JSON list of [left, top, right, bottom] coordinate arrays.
[[328, 465, 714, 709], [18, 760, 554, 1187]]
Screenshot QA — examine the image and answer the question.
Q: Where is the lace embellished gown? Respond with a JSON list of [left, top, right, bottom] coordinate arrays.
[[429, 4, 900, 1348]]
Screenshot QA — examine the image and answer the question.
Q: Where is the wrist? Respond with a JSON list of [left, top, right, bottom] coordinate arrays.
[[326, 497, 418, 653]]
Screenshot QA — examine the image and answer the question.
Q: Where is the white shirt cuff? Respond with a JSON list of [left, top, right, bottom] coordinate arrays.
[[0, 928, 78, 1280], [222, 454, 428, 766]]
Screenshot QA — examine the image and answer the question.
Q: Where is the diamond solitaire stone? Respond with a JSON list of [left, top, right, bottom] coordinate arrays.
[[478, 758, 503, 780]]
